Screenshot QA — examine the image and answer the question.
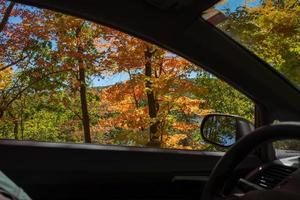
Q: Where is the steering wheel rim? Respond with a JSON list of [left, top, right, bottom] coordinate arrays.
[[201, 122, 300, 200]]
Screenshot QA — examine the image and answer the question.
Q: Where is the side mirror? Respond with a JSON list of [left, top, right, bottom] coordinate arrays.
[[200, 114, 254, 147]]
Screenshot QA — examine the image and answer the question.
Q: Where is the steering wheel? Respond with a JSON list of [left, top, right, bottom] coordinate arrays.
[[201, 122, 300, 200]]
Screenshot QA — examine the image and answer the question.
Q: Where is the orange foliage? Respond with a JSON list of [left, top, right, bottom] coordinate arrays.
[[92, 28, 211, 149], [0, 67, 12, 90], [0, 2, 211, 149]]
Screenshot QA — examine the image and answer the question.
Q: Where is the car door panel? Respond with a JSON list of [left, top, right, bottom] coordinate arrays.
[[0, 140, 262, 199], [0, 140, 218, 199]]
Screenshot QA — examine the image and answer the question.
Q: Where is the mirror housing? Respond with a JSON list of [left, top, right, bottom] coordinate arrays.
[[200, 114, 254, 147]]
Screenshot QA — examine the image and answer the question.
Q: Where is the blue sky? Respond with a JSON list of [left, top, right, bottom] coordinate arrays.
[[91, 72, 130, 87], [216, 0, 260, 12]]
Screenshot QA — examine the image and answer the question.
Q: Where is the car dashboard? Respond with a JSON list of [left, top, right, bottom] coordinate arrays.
[[236, 156, 300, 196]]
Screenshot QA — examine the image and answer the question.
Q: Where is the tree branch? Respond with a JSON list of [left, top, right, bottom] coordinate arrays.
[[0, 1, 15, 33], [0, 56, 28, 71], [4, 68, 71, 109]]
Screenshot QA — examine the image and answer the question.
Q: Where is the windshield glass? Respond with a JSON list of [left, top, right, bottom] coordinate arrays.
[[202, 0, 300, 89]]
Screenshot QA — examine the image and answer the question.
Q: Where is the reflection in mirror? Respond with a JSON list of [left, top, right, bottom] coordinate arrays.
[[202, 115, 236, 147]]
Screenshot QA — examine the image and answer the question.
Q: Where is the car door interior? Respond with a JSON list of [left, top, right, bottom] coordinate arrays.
[[0, 140, 263, 199]]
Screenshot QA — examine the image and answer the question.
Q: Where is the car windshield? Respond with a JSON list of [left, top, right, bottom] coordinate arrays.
[[202, 0, 300, 89]]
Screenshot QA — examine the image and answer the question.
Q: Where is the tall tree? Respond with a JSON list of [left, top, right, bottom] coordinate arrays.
[[42, 12, 105, 143], [144, 44, 160, 146], [0, 2, 104, 142], [95, 28, 209, 149]]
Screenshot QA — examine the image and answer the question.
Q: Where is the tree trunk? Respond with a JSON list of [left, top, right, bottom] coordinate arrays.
[[78, 65, 91, 143], [0, 110, 3, 119], [13, 121, 18, 140], [20, 114, 24, 140], [7, 111, 18, 139], [127, 71, 139, 108], [144, 46, 160, 147], [20, 95, 24, 140], [75, 24, 91, 143], [0, 2, 15, 33]]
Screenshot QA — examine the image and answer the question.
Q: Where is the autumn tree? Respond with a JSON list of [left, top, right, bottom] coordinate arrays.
[[0, 1, 44, 118], [37, 11, 107, 143], [195, 72, 254, 121], [196, 0, 299, 123], [0, 1, 105, 142], [95, 28, 210, 149], [0, 0, 215, 149], [219, 0, 300, 85]]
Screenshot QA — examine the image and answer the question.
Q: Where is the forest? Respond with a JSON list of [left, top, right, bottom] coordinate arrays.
[[0, 0, 299, 150]]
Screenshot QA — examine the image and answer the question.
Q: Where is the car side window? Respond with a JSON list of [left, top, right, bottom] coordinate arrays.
[[0, 0, 254, 151], [274, 140, 300, 157]]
